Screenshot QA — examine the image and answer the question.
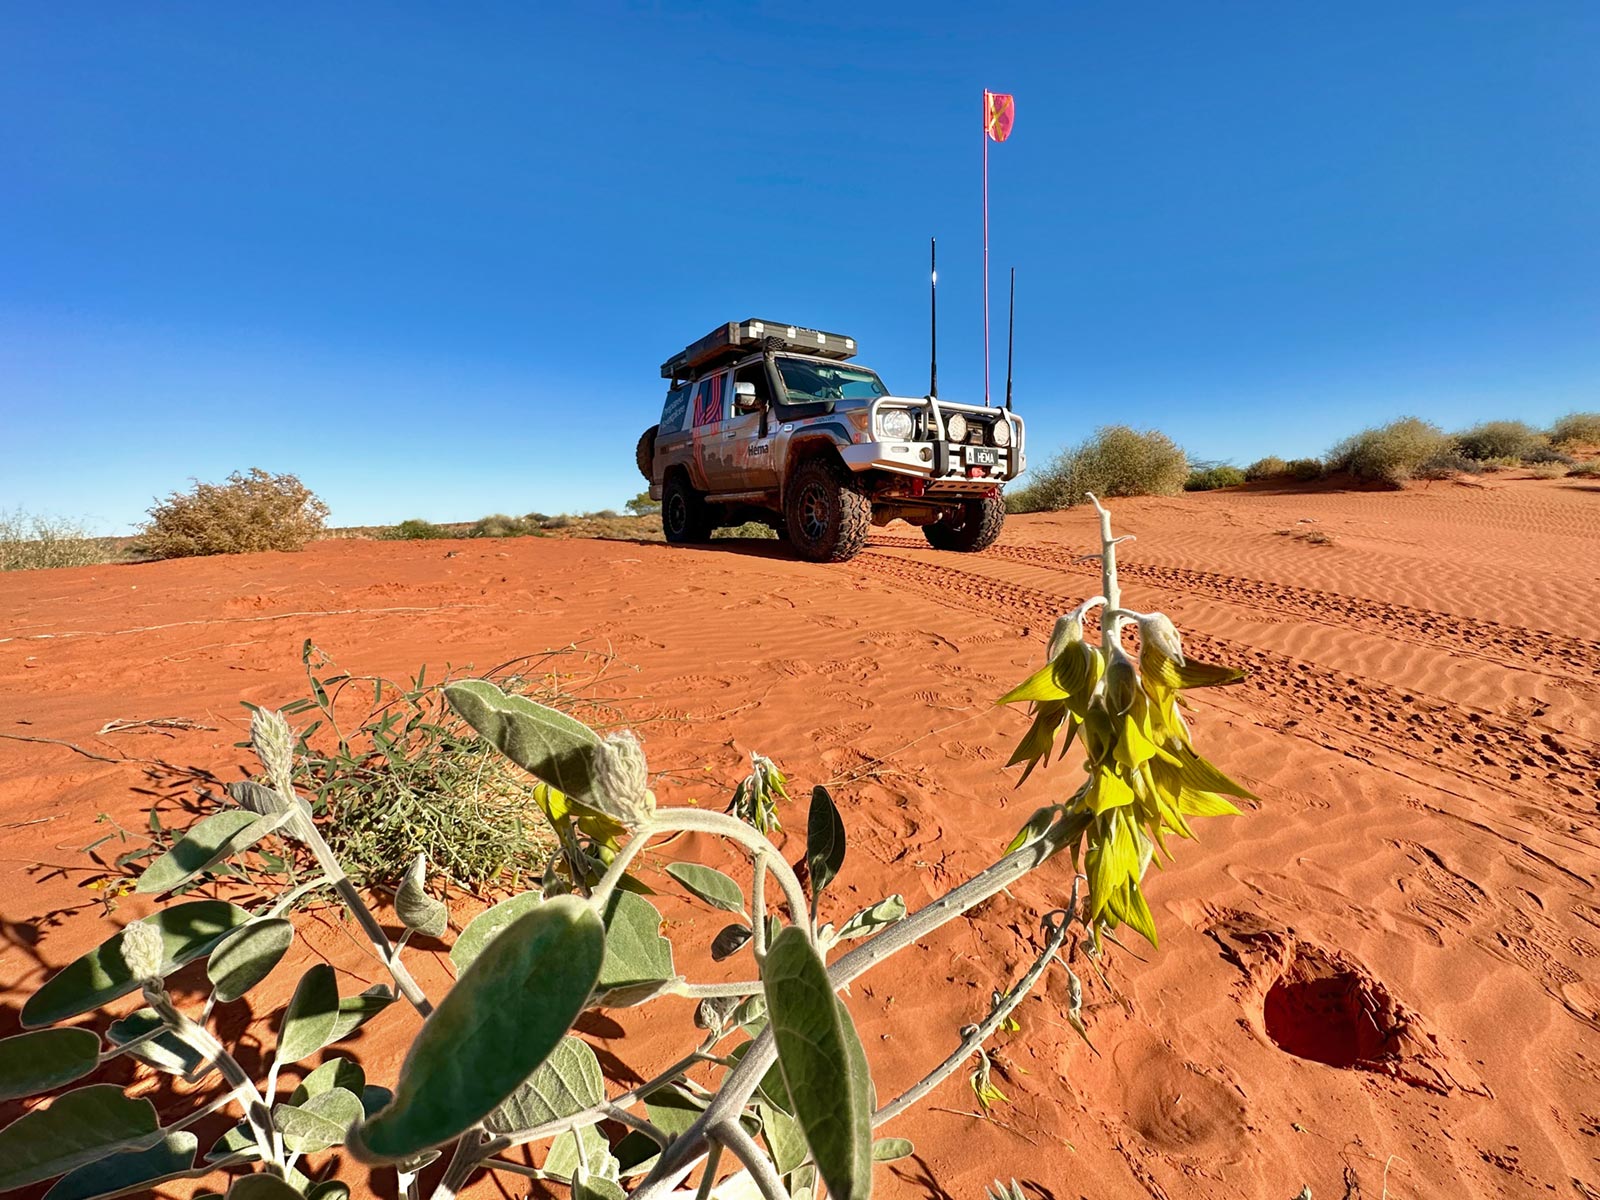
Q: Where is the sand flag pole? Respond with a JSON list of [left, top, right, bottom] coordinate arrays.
[[982, 89, 1016, 408]]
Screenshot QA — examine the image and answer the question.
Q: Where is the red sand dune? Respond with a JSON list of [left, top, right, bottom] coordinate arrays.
[[3, 473, 1599, 1198]]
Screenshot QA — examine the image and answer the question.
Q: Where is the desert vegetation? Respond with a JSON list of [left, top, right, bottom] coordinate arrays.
[[141, 469, 329, 559], [0, 509, 113, 571], [1184, 464, 1246, 491], [1549, 411, 1600, 447], [1007, 426, 1188, 512], [0, 500, 1250, 1199]]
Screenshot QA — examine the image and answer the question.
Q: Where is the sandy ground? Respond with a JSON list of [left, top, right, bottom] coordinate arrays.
[[3, 473, 1599, 1199]]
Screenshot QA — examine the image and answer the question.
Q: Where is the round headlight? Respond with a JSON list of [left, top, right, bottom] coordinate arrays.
[[945, 413, 968, 443], [991, 419, 1011, 447], [878, 409, 915, 441]]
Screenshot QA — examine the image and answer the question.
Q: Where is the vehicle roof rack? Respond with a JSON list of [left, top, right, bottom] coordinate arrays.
[[660, 319, 857, 382]]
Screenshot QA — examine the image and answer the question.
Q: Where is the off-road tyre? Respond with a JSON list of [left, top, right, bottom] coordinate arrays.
[[785, 456, 871, 563], [662, 473, 713, 544], [923, 493, 1005, 553], [635, 426, 658, 481]]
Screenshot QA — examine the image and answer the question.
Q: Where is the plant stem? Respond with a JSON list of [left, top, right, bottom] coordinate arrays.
[[713, 1121, 789, 1200], [693, 1141, 724, 1200], [1085, 493, 1125, 652], [872, 910, 1068, 1128]]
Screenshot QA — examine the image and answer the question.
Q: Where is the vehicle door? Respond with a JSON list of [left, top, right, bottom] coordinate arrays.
[[703, 362, 780, 491], [654, 381, 694, 483]]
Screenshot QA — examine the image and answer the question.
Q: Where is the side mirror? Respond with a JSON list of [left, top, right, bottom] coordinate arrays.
[[733, 382, 761, 413]]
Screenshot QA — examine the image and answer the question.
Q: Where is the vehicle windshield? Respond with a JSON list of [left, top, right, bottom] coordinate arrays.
[[776, 358, 888, 403]]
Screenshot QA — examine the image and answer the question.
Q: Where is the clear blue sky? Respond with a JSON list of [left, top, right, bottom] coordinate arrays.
[[3, 2, 1596, 533]]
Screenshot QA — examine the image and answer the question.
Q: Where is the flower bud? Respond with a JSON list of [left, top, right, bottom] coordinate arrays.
[[120, 919, 165, 984], [590, 731, 655, 827], [1136, 612, 1185, 668], [249, 708, 297, 796]]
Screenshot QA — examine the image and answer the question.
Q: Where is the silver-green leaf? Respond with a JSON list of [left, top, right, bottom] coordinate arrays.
[[837, 895, 907, 941], [349, 894, 605, 1162], [273, 1086, 364, 1153], [806, 785, 847, 907], [449, 891, 544, 972], [0, 1084, 159, 1191], [396, 854, 449, 940], [207, 918, 294, 1004], [107, 1009, 206, 1077], [22, 901, 252, 1028], [136, 810, 277, 894], [872, 1137, 914, 1161], [275, 964, 340, 1065], [485, 1036, 603, 1134], [443, 680, 601, 798], [665, 863, 745, 913], [43, 1132, 197, 1200], [763, 926, 873, 1200], [597, 890, 674, 997], [0, 1027, 100, 1103], [290, 1056, 364, 1105]]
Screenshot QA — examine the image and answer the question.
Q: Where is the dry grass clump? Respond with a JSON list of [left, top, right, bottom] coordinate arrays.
[[1454, 420, 1548, 462], [1527, 463, 1567, 479], [1567, 461, 1600, 479], [1185, 465, 1246, 491], [1009, 425, 1189, 511], [386, 519, 453, 540], [712, 521, 779, 539], [1327, 417, 1454, 486], [141, 469, 328, 558], [0, 510, 115, 571], [471, 514, 542, 538], [1550, 412, 1600, 447]]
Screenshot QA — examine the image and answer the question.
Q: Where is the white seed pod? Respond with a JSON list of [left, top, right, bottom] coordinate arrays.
[[249, 708, 297, 796], [589, 730, 656, 827], [120, 919, 165, 984], [1136, 612, 1185, 667]]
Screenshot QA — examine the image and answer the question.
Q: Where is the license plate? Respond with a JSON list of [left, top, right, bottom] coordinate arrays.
[[968, 447, 998, 466]]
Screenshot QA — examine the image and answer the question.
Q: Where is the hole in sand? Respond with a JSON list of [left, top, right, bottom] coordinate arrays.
[[1263, 945, 1389, 1068]]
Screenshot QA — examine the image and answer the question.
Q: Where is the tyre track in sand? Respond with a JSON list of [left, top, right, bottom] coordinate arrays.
[[869, 537, 1600, 682], [854, 548, 1600, 830]]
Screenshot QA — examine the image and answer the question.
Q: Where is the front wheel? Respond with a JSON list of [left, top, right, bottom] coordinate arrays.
[[784, 457, 871, 562], [662, 475, 712, 544], [923, 493, 1005, 553]]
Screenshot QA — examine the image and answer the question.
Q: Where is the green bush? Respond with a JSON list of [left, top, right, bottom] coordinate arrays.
[[1550, 412, 1600, 447], [1287, 458, 1324, 481], [1454, 420, 1547, 462], [1523, 444, 1574, 466], [625, 491, 660, 516], [141, 468, 329, 558], [1013, 425, 1189, 510], [1327, 417, 1454, 485], [471, 514, 538, 539], [1244, 456, 1289, 481], [1185, 465, 1247, 491], [387, 519, 451, 540], [1414, 451, 1482, 480], [0, 510, 113, 571]]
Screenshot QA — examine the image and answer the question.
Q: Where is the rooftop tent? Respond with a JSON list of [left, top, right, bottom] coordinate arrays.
[[660, 320, 857, 383]]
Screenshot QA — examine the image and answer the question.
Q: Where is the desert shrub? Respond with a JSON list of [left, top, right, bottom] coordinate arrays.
[[1527, 463, 1566, 479], [1185, 465, 1247, 491], [1414, 450, 1483, 480], [625, 491, 660, 516], [1287, 458, 1325, 481], [1244, 456, 1289, 481], [3, 501, 1251, 1200], [471, 514, 538, 538], [583, 508, 621, 521], [1550, 411, 1600, 447], [140, 468, 329, 558], [1326, 417, 1454, 485], [711, 520, 779, 539], [539, 515, 574, 530], [1454, 420, 1547, 462], [525, 512, 552, 524], [1567, 461, 1600, 478], [1018, 425, 1188, 510], [1522, 444, 1574, 466], [387, 518, 451, 540], [0, 509, 113, 571]]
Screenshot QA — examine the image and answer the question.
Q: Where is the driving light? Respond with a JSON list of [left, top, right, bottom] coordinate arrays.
[[879, 409, 915, 441], [991, 419, 1011, 447], [945, 413, 968, 443]]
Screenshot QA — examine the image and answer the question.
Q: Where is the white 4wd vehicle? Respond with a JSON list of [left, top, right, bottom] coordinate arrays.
[[636, 320, 1025, 563]]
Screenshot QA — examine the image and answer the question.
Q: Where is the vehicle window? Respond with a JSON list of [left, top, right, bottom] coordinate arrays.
[[692, 373, 726, 429], [659, 384, 690, 435], [776, 358, 888, 403], [733, 362, 773, 408]]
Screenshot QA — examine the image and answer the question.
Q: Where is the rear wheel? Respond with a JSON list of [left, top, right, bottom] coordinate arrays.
[[923, 493, 1005, 553], [784, 457, 871, 563], [635, 426, 658, 481], [662, 474, 712, 544]]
